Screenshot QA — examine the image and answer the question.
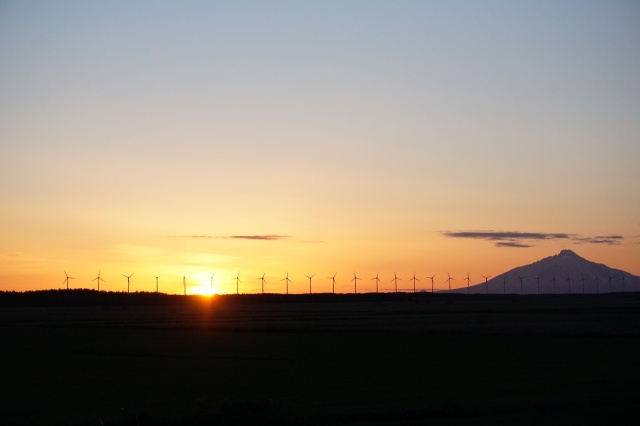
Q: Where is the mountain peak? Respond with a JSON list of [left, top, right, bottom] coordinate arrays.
[[558, 249, 580, 258]]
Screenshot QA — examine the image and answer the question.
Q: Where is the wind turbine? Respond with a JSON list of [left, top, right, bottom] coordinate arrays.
[[122, 273, 134, 293], [622, 274, 626, 292], [594, 274, 599, 294], [500, 275, 508, 294], [183, 274, 186, 295], [552, 275, 557, 294], [371, 273, 381, 293], [608, 275, 613, 293], [257, 273, 266, 294], [567, 275, 572, 294], [391, 272, 401, 293], [533, 276, 540, 295], [209, 273, 215, 292], [328, 273, 337, 294], [155, 276, 159, 293], [481, 275, 491, 294], [92, 271, 104, 291], [282, 272, 292, 295], [63, 271, 75, 290], [410, 273, 420, 293], [234, 272, 241, 295], [445, 273, 455, 293], [463, 273, 470, 294], [580, 273, 586, 294], [305, 274, 315, 294], [427, 274, 436, 293], [517, 276, 525, 294], [351, 272, 361, 294]]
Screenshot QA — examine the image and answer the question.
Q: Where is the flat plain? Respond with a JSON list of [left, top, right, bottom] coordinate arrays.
[[1, 291, 640, 425]]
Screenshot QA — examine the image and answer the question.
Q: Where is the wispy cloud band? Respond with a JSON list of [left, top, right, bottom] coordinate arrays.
[[442, 230, 624, 248], [168, 235, 290, 241]]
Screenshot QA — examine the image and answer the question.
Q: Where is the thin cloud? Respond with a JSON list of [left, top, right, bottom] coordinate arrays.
[[573, 235, 624, 245], [228, 235, 290, 241], [495, 241, 534, 248], [168, 235, 290, 241], [442, 230, 624, 248]]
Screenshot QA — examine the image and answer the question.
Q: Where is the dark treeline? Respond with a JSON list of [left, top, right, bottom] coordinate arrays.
[[0, 289, 441, 307], [1, 288, 637, 308]]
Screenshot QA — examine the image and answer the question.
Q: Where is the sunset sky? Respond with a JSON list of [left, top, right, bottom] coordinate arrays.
[[1, 0, 639, 295]]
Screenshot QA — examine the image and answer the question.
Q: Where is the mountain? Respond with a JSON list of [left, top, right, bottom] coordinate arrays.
[[454, 249, 640, 294]]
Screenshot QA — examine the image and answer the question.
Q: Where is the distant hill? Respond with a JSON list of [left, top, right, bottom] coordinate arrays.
[[452, 249, 640, 294]]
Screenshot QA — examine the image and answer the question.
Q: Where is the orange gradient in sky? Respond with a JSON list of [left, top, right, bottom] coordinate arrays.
[[1, 2, 639, 292]]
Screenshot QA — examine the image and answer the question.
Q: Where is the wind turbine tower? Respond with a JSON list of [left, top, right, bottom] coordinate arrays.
[[410, 273, 420, 293], [183, 274, 186, 295], [328, 273, 337, 294], [500, 275, 508, 294], [518, 276, 525, 294], [463, 273, 470, 294], [427, 274, 436, 293], [305, 274, 315, 294], [594, 274, 599, 294], [282, 272, 292, 295], [567, 275, 572, 294], [445, 273, 455, 293], [533, 276, 540, 295], [63, 271, 75, 290], [351, 272, 361, 294], [481, 275, 491, 294], [122, 273, 134, 293], [92, 271, 104, 292], [155, 276, 159, 293], [235, 272, 241, 295], [391, 272, 401, 293], [257, 273, 266, 294], [210, 273, 215, 292], [581, 274, 586, 294], [371, 273, 381, 293]]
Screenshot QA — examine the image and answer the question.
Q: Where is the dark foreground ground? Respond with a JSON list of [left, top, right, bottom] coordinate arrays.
[[1, 291, 640, 425]]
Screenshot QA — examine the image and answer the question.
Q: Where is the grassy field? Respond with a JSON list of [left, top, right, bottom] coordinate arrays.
[[1, 292, 640, 425]]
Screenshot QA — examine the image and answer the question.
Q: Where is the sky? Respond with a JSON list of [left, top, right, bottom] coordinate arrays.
[[1, 0, 639, 295]]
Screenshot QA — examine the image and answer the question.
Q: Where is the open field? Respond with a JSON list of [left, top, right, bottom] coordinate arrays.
[[1, 291, 640, 425]]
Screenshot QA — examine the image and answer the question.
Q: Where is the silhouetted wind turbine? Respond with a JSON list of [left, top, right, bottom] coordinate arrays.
[[518, 276, 525, 294], [445, 273, 455, 293], [463, 273, 470, 294], [410, 273, 420, 293], [427, 274, 436, 293], [622, 274, 626, 292], [183, 274, 186, 295], [328, 273, 336, 294], [552, 275, 557, 294], [122, 273, 134, 293], [608, 275, 613, 293], [257, 273, 266, 294], [580, 273, 586, 294], [282, 272, 292, 295], [533, 276, 540, 295], [371, 273, 381, 293], [500, 275, 508, 294], [391, 272, 401, 293], [92, 271, 104, 291], [594, 274, 599, 294], [234, 272, 241, 295], [63, 271, 75, 290], [305, 274, 315, 294], [209, 273, 215, 292], [351, 272, 361, 294], [567, 275, 572, 294], [155, 276, 159, 293], [481, 275, 491, 294]]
